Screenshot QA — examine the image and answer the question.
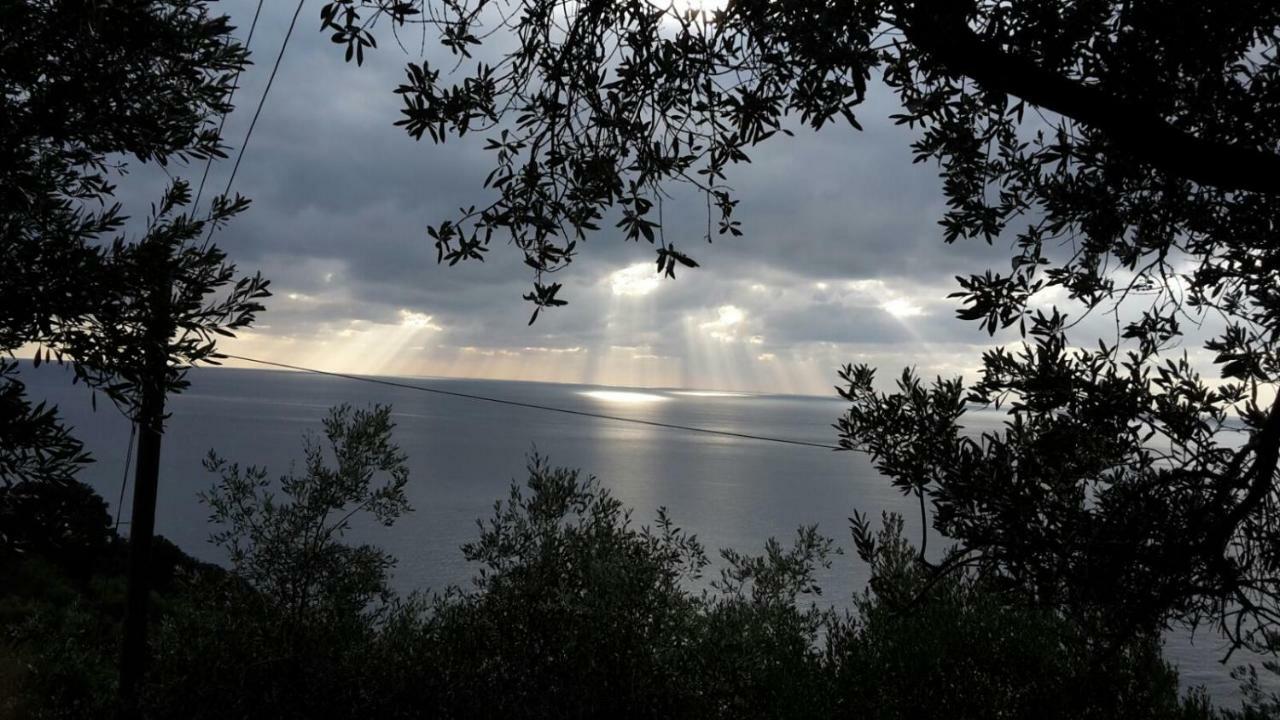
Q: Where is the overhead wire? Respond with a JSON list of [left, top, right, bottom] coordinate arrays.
[[219, 0, 305, 204], [219, 354, 847, 452], [114, 421, 138, 531], [201, 0, 307, 247], [193, 0, 265, 211]]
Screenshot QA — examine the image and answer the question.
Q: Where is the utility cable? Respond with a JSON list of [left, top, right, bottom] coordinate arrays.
[[114, 421, 137, 531], [202, 0, 306, 247], [219, 0, 305, 202], [220, 354, 846, 451], [193, 0, 265, 211]]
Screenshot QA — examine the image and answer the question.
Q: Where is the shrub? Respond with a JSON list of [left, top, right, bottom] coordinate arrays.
[[831, 513, 1214, 720], [402, 455, 710, 718], [0, 405, 1242, 719], [0, 479, 112, 583], [143, 403, 411, 719]]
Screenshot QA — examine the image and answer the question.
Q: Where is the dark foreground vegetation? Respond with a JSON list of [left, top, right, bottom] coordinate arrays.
[[2, 405, 1275, 719]]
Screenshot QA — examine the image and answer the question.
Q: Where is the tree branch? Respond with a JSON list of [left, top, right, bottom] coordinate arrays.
[[898, 3, 1280, 195], [1193, 391, 1280, 573], [1224, 393, 1280, 536]]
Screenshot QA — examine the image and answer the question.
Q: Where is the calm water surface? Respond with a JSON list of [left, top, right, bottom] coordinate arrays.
[[20, 364, 1258, 706]]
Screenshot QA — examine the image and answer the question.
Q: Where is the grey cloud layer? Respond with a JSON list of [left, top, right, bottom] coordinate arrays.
[[110, 2, 1043, 393]]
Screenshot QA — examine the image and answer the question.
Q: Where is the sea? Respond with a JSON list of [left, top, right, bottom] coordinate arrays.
[[15, 363, 1265, 707]]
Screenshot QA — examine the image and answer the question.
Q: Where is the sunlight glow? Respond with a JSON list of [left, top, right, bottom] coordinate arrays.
[[399, 309, 441, 330], [580, 390, 670, 404], [523, 345, 585, 354], [715, 305, 744, 325], [610, 263, 662, 297], [701, 304, 746, 342], [881, 298, 924, 319]]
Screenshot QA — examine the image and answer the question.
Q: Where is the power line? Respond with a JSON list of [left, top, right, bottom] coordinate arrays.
[[221, 0, 305, 200], [193, 0, 265, 211], [203, 0, 306, 247], [219, 354, 846, 451], [113, 421, 137, 532]]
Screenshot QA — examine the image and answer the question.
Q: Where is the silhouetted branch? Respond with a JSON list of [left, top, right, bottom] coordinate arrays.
[[898, 1, 1280, 194], [1222, 395, 1280, 545]]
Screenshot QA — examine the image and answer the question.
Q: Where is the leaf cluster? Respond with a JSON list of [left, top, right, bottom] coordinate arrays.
[[200, 403, 411, 623], [838, 307, 1280, 654], [1, 0, 269, 484]]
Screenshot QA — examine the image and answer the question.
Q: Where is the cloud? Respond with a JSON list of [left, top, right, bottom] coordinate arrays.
[[398, 310, 441, 331], [103, 2, 1119, 395], [700, 305, 747, 342], [609, 263, 662, 297], [881, 298, 924, 319]]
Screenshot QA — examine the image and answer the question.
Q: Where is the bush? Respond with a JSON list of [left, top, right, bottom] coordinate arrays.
[[142, 403, 412, 719], [2, 600, 119, 720], [0, 405, 1243, 719], [0, 479, 112, 583], [830, 513, 1213, 720], [347, 454, 839, 720]]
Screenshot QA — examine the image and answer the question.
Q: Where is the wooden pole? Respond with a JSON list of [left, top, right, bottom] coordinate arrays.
[[118, 272, 170, 716]]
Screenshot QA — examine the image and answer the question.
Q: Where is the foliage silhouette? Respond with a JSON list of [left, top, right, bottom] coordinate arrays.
[[318, 0, 1280, 658], [1, 0, 270, 487], [0, 479, 111, 585], [134, 404, 411, 718], [4, 440, 1219, 718], [201, 403, 411, 623]]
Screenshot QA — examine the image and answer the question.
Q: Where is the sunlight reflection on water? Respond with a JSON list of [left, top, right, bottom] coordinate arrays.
[[579, 390, 670, 404]]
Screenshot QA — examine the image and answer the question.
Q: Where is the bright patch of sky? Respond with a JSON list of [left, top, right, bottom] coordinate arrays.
[[610, 263, 662, 297], [398, 310, 441, 330], [880, 298, 924, 319]]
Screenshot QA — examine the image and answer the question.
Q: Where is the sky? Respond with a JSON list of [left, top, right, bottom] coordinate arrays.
[[105, 1, 1185, 396]]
